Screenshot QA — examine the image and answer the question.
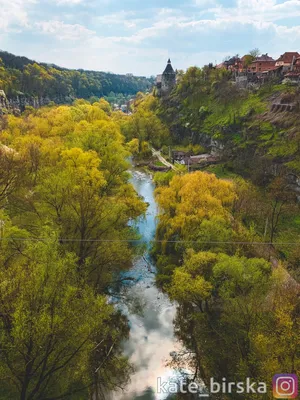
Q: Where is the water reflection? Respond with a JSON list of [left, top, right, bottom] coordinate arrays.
[[112, 171, 180, 400]]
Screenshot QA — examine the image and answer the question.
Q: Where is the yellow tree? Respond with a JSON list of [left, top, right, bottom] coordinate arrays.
[[156, 171, 236, 244]]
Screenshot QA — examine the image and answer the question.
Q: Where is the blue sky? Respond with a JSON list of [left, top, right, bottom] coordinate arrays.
[[0, 0, 300, 76]]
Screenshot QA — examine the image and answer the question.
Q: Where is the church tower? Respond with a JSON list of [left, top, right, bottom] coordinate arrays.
[[156, 59, 176, 97]]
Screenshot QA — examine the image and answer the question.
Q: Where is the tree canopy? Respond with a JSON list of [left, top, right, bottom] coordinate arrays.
[[0, 51, 154, 100], [0, 99, 146, 399]]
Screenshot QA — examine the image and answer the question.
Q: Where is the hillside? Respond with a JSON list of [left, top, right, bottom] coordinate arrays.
[[121, 70, 300, 282], [157, 67, 300, 190], [0, 50, 154, 102]]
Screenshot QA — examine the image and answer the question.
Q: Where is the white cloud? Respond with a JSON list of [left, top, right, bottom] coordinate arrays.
[[0, 0, 36, 32], [212, 0, 300, 24], [36, 20, 95, 40], [86, 18, 175, 47], [96, 11, 144, 29], [126, 0, 300, 45], [83, 0, 300, 50], [193, 0, 217, 7], [33, 0, 300, 67], [54, 0, 86, 4], [113, 16, 190, 44], [87, 0, 300, 47]]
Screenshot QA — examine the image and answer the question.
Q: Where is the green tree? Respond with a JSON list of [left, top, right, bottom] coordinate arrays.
[[0, 100, 147, 399], [0, 222, 130, 400]]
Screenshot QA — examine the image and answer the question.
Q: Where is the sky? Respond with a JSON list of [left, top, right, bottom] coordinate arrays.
[[0, 0, 300, 76]]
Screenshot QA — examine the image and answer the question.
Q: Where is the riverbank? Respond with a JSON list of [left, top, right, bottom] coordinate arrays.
[[112, 170, 180, 400]]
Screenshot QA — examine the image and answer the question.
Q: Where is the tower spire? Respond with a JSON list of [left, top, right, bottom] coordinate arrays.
[[156, 58, 176, 97]]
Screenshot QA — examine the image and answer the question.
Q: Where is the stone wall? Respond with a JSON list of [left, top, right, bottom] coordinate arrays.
[[161, 74, 176, 96]]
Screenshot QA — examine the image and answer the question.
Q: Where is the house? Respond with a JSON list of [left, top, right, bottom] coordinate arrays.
[[182, 154, 220, 168], [291, 56, 300, 73], [283, 72, 300, 84], [223, 56, 240, 71], [156, 75, 162, 91], [283, 57, 300, 84], [216, 62, 226, 69], [156, 59, 176, 97], [236, 55, 250, 72], [249, 54, 276, 73], [120, 104, 128, 113], [261, 65, 283, 80], [172, 150, 191, 163], [217, 55, 252, 72], [275, 52, 300, 68]]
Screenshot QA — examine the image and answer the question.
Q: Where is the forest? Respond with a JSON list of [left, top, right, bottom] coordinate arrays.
[[0, 51, 154, 101], [0, 99, 148, 399]]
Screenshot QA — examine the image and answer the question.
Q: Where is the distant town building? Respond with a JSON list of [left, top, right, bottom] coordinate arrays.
[[261, 65, 283, 80], [172, 150, 191, 163], [216, 62, 225, 69], [283, 56, 300, 84], [216, 49, 300, 86], [217, 55, 260, 73], [156, 59, 176, 97], [275, 52, 300, 68], [223, 56, 240, 71], [292, 56, 300, 73], [250, 54, 276, 73]]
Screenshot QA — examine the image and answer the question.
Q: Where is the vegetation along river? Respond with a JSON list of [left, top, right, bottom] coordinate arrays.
[[112, 170, 181, 400]]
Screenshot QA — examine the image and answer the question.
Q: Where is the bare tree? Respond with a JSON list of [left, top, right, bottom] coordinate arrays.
[[249, 48, 260, 58]]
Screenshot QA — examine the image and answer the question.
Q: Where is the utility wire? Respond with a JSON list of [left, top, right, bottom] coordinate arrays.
[[0, 237, 298, 245]]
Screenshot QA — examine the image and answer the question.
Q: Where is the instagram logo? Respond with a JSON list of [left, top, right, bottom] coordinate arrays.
[[273, 374, 298, 399]]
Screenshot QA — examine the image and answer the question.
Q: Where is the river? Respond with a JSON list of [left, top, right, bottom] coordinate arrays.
[[112, 170, 181, 400]]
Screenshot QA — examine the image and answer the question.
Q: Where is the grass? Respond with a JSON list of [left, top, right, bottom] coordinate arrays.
[[171, 145, 190, 152], [206, 164, 240, 179], [278, 213, 300, 232], [168, 144, 207, 154], [154, 161, 165, 167]]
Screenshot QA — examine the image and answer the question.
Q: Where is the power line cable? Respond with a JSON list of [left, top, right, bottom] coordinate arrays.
[[0, 237, 298, 245]]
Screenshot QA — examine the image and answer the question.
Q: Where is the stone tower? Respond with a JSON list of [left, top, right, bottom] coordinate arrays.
[[156, 59, 176, 96]]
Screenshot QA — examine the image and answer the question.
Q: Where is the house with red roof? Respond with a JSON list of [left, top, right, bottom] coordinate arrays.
[[223, 56, 240, 71], [275, 52, 300, 68], [219, 55, 256, 72], [293, 57, 300, 72], [216, 62, 226, 69], [249, 54, 276, 73], [283, 56, 300, 83]]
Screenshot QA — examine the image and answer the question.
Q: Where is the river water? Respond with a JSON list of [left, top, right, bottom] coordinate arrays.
[[112, 170, 181, 400]]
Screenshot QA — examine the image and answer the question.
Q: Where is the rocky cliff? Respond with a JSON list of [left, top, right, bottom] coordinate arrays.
[[159, 88, 300, 200], [0, 90, 74, 116]]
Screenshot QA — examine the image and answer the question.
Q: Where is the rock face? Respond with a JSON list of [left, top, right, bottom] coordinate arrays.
[[169, 122, 300, 199], [0, 91, 75, 116], [0, 90, 9, 114], [286, 173, 300, 201], [271, 102, 296, 112], [196, 133, 225, 156]]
